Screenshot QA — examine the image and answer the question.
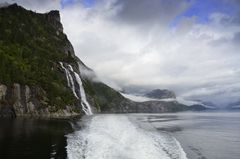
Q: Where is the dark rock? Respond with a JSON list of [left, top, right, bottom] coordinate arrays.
[[0, 4, 84, 118], [45, 10, 63, 32], [0, 4, 192, 118]]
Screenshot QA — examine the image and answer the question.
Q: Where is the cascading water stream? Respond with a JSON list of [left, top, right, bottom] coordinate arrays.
[[73, 72, 93, 115], [59, 62, 78, 99], [59, 62, 93, 115], [59, 62, 70, 87]]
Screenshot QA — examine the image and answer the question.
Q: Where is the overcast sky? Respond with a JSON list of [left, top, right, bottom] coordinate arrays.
[[2, 0, 240, 106]]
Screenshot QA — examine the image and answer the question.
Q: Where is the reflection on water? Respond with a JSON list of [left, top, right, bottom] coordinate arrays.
[[0, 118, 73, 159]]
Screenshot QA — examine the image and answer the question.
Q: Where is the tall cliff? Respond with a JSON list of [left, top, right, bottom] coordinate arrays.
[[0, 4, 112, 117], [0, 3, 146, 118], [0, 4, 80, 117], [0, 4, 191, 118]]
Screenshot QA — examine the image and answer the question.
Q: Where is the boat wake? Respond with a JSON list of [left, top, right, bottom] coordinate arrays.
[[66, 115, 187, 159]]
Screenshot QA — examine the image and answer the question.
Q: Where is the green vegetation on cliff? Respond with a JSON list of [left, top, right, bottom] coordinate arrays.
[[83, 80, 126, 111], [0, 4, 192, 115], [0, 4, 77, 108]]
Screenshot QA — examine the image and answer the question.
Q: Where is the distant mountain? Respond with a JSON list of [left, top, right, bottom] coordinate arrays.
[[145, 89, 176, 99], [0, 4, 206, 118], [0, 4, 133, 118], [190, 100, 217, 109], [227, 101, 240, 109], [200, 101, 216, 107], [188, 104, 207, 111]]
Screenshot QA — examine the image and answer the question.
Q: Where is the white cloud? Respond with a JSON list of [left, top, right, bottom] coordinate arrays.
[[60, 1, 240, 106], [2, 0, 240, 107]]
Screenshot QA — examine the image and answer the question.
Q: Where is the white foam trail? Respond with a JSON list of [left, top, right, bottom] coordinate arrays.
[[74, 72, 93, 115], [67, 115, 187, 159]]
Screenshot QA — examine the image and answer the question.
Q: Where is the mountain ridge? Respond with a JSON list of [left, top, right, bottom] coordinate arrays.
[[0, 4, 202, 118]]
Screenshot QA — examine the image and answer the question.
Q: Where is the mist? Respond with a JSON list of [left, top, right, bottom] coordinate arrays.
[[4, 0, 240, 107]]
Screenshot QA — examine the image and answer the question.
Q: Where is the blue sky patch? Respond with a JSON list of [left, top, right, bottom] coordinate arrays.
[[81, 0, 95, 7], [170, 0, 236, 27], [61, 0, 95, 8]]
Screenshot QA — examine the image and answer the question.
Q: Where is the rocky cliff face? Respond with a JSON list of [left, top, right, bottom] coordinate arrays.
[[0, 83, 79, 118], [0, 4, 191, 118], [0, 4, 94, 118], [0, 3, 138, 118]]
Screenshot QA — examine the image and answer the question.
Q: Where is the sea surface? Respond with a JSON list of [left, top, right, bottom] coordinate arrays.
[[133, 112, 240, 159], [0, 111, 240, 159], [0, 118, 73, 159]]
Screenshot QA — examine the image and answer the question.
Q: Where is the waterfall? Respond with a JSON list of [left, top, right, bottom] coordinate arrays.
[[59, 62, 79, 99], [67, 64, 92, 115], [60, 62, 93, 115], [73, 71, 93, 115], [59, 62, 70, 87]]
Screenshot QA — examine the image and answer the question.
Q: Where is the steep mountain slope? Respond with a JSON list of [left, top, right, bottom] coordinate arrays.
[[0, 4, 193, 118], [0, 4, 84, 117], [0, 3, 139, 117]]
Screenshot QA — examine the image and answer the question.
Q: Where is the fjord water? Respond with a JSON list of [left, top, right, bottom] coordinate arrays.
[[67, 112, 240, 159], [0, 118, 72, 159], [156, 112, 240, 159], [1, 112, 240, 159], [67, 115, 187, 159]]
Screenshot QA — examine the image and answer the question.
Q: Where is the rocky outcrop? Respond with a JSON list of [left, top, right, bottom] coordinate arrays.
[[0, 4, 193, 118], [0, 4, 88, 118], [45, 10, 63, 32], [145, 89, 176, 99], [44, 10, 75, 57], [0, 85, 7, 100], [0, 83, 79, 118]]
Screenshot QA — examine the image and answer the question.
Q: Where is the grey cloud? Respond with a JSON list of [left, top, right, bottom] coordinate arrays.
[[211, 31, 240, 47], [233, 32, 240, 43], [2, 0, 240, 107], [114, 0, 190, 26], [2, 0, 60, 12]]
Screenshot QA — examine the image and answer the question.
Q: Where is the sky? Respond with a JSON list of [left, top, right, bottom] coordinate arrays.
[[2, 0, 240, 107]]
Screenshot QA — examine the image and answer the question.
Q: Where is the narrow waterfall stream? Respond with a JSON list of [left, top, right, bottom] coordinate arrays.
[[59, 62, 93, 115], [73, 72, 93, 115], [59, 62, 78, 98], [59, 62, 70, 87]]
